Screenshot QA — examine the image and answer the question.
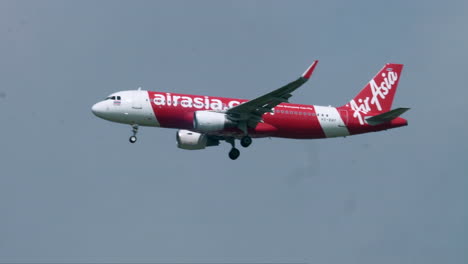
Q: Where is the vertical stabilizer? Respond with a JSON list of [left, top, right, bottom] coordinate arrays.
[[345, 63, 404, 113]]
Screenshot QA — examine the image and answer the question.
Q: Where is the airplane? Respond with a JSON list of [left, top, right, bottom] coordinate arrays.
[[91, 61, 409, 160]]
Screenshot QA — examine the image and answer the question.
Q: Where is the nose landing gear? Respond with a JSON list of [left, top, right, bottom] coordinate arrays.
[[129, 125, 138, 143]]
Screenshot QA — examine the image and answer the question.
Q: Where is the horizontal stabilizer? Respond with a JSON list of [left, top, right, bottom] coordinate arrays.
[[365, 108, 410, 126]]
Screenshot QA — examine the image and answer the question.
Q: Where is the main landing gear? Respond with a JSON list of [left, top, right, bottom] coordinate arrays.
[[226, 136, 252, 160], [129, 125, 138, 143], [229, 148, 240, 160], [226, 138, 239, 160], [240, 136, 252, 148]]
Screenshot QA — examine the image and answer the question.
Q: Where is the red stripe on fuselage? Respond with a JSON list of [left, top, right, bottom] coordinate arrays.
[[148, 91, 406, 139], [264, 105, 326, 139], [148, 91, 328, 139]]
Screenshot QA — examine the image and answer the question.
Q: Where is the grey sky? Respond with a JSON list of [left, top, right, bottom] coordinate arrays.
[[0, 0, 467, 263]]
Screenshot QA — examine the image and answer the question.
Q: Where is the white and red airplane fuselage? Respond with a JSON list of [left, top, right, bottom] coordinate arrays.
[[92, 61, 409, 160]]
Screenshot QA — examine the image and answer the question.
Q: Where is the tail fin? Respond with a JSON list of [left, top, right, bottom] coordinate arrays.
[[345, 63, 404, 114]]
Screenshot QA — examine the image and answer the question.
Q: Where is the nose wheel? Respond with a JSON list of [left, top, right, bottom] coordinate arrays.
[[129, 125, 138, 143]]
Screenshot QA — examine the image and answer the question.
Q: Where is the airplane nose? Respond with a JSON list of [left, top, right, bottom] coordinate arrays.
[[91, 102, 105, 117]]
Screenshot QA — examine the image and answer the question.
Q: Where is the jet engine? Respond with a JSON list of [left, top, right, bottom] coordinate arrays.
[[193, 111, 236, 132], [176, 129, 219, 150]]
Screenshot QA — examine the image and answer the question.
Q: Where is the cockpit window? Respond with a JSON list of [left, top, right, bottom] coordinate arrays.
[[105, 96, 121, 100]]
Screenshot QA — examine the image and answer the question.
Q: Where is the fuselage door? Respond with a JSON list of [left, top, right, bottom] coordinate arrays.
[[132, 90, 143, 109], [339, 109, 348, 126]]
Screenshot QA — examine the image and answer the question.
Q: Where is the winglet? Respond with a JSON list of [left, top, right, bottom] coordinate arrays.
[[301, 60, 319, 79]]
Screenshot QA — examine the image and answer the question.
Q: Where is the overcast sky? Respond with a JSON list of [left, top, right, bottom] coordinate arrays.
[[0, 0, 467, 263]]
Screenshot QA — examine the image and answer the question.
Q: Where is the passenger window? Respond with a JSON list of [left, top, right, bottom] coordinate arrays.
[[117, 96, 121, 100]]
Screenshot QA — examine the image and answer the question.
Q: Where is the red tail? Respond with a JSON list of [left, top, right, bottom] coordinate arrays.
[[344, 63, 404, 114]]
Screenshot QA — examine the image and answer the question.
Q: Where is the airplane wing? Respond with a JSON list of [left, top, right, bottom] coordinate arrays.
[[226, 60, 318, 131]]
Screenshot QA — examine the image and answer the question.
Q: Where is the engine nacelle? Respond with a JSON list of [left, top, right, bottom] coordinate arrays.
[[193, 111, 236, 132], [176, 130, 208, 150], [176, 130, 220, 150]]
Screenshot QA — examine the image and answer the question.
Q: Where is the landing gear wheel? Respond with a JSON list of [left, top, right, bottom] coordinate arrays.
[[229, 148, 240, 160], [240, 136, 252, 148], [129, 124, 139, 143]]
